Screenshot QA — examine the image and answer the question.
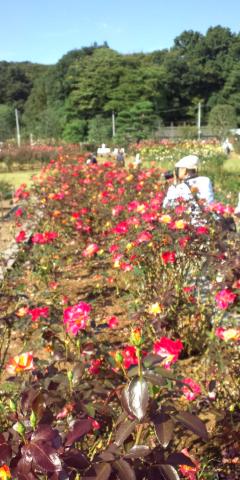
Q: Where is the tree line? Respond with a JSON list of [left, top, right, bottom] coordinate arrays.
[[0, 26, 240, 144]]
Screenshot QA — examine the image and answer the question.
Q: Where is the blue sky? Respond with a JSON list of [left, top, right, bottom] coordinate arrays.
[[1, 0, 240, 64]]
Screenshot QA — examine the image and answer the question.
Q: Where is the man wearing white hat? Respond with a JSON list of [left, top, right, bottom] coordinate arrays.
[[163, 154, 214, 208]]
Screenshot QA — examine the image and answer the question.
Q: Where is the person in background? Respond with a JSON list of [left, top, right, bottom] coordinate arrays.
[[163, 155, 214, 208], [86, 153, 98, 165], [134, 152, 142, 167], [235, 193, 240, 215], [116, 148, 125, 167], [222, 138, 233, 155]]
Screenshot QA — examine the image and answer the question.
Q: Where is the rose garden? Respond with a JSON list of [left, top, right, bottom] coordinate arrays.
[[0, 141, 239, 480]]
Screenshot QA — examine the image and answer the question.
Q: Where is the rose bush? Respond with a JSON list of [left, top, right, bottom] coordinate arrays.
[[0, 149, 239, 479]]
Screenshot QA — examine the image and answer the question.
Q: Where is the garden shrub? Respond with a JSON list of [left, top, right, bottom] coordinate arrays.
[[0, 147, 239, 479]]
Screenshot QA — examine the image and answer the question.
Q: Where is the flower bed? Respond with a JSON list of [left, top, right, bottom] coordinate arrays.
[[132, 139, 224, 167], [130, 139, 240, 204], [0, 151, 239, 479]]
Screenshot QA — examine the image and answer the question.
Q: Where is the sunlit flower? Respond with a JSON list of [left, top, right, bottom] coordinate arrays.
[[181, 378, 201, 401], [6, 352, 34, 375], [215, 327, 240, 342], [31, 231, 58, 244], [136, 231, 153, 243], [159, 214, 172, 224], [178, 235, 190, 248], [130, 327, 143, 347], [0, 465, 11, 480], [179, 448, 200, 480], [136, 203, 147, 213], [233, 279, 240, 289], [15, 207, 23, 217], [63, 302, 91, 335], [175, 205, 186, 214], [112, 205, 124, 217], [107, 316, 119, 328], [109, 244, 119, 253], [112, 221, 129, 235], [153, 337, 183, 368], [91, 419, 101, 430], [16, 306, 29, 317], [82, 243, 99, 257], [15, 230, 26, 243], [88, 358, 102, 375], [49, 281, 58, 290], [195, 225, 209, 235], [122, 345, 138, 369], [215, 289, 237, 310], [120, 262, 133, 272], [28, 306, 49, 322], [126, 242, 134, 251], [113, 253, 123, 268], [148, 302, 162, 315], [161, 251, 176, 264], [56, 402, 75, 419], [170, 219, 188, 230], [14, 184, 30, 200]]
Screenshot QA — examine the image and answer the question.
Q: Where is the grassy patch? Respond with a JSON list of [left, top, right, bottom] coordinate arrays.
[[223, 153, 240, 172], [0, 170, 37, 188]]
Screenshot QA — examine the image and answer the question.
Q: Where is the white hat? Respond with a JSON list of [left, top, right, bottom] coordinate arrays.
[[175, 154, 199, 169]]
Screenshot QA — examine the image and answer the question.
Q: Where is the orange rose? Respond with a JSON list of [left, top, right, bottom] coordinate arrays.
[[6, 352, 34, 375]]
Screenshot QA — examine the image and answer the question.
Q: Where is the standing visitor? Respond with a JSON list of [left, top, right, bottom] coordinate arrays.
[[222, 138, 233, 155], [134, 152, 142, 167], [116, 148, 125, 167]]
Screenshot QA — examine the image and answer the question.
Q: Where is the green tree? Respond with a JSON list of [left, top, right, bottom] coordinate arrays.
[[116, 101, 157, 142], [1, 28, 239, 141], [0, 104, 15, 141], [220, 62, 240, 120], [63, 119, 87, 143], [87, 115, 112, 144], [0, 63, 33, 111], [208, 104, 237, 139], [66, 47, 122, 120]]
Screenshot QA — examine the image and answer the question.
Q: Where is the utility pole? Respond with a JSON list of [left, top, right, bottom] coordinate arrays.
[[15, 108, 21, 147], [197, 102, 201, 140], [112, 111, 116, 137]]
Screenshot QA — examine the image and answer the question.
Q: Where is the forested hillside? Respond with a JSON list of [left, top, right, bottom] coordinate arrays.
[[1, 26, 240, 143]]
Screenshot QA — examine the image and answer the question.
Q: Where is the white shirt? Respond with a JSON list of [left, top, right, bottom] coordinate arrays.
[[163, 176, 214, 208], [135, 153, 141, 165]]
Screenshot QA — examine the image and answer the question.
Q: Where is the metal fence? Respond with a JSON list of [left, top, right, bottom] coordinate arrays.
[[153, 125, 215, 140]]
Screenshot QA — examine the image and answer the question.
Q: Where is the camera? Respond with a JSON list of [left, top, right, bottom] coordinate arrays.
[[163, 170, 174, 180]]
